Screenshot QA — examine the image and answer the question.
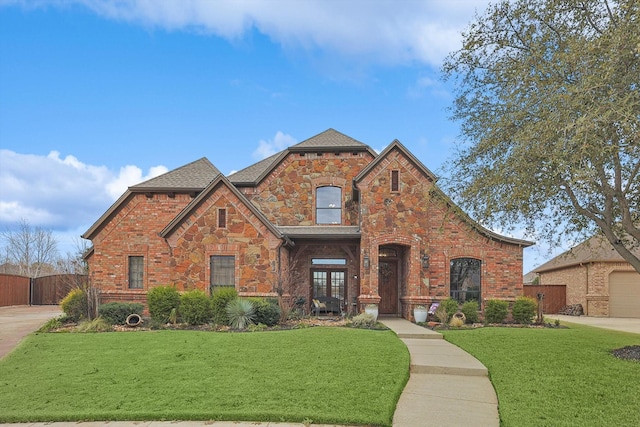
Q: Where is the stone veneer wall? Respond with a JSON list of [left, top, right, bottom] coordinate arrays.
[[165, 184, 282, 295], [357, 147, 525, 315], [241, 151, 374, 226]]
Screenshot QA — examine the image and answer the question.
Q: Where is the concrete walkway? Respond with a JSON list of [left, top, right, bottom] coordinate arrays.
[[546, 314, 640, 334], [379, 318, 499, 427]]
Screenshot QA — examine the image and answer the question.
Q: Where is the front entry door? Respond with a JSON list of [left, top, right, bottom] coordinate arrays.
[[378, 261, 398, 314]]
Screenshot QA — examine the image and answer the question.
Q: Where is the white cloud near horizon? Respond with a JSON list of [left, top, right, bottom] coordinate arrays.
[[6, 0, 489, 68], [0, 149, 167, 232], [252, 131, 297, 160]]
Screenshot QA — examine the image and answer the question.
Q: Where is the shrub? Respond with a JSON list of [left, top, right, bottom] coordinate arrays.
[[38, 316, 64, 332], [60, 288, 87, 321], [485, 299, 509, 324], [249, 298, 281, 327], [350, 313, 377, 328], [441, 298, 459, 317], [98, 302, 144, 325], [449, 316, 465, 327], [512, 296, 538, 324], [434, 303, 450, 323], [180, 290, 212, 325], [74, 317, 112, 333], [226, 298, 255, 330], [147, 285, 180, 323], [211, 287, 238, 325], [461, 300, 480, 324]]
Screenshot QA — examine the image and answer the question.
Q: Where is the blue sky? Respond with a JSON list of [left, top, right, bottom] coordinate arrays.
[[0, 0, 554, 272]]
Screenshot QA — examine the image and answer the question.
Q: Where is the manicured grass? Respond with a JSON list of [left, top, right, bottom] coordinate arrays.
[[442, 325, 640, 427], [0, 327, 409, 426]]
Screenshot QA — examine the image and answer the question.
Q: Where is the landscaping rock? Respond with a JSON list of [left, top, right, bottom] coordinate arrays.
[[558, 304, 584, 316]]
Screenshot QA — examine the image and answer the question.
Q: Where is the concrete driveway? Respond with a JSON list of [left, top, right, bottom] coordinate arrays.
[[0, 305, 62, 359], [549, 314, 640, 335]]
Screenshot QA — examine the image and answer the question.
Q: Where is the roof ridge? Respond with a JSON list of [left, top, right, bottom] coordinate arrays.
[[131, 157, 220, 190]]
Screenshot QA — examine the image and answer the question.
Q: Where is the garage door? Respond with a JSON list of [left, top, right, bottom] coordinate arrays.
[[609, 271, 640, 318]]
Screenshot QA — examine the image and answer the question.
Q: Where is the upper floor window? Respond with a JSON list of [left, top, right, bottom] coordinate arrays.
[[128, 256, 144, 289], [316, 186, 342, 224], [391, 170, 399, 192], [450, 258, 481, 303], [218, 208, 226, 228]]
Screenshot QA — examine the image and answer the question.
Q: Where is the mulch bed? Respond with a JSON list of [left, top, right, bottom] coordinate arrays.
[[611, 345, 640, 361]]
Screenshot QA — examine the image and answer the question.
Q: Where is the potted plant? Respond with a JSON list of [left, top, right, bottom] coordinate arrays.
[[364, 303, 378, 321], [413, 305, 428, 323]]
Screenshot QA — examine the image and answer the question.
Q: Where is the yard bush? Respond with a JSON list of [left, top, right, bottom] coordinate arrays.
[[60, 288, 87, 321], [211, 287, 238, 325], [441, 298, 459, 317], [248, 297, 280, 327], [461, 300, 479, 324], [180, 290, 212, 325], [226, 298, 255, 330], [484, 299, 509, 324], [74, 317, 112, 333], [98, 302, 144, 325], [349, 312, 377, 329], [512, 296, 538, 324], [147, 285, 180, 323]]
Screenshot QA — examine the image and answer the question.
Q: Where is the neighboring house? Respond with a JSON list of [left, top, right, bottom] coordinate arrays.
[[534, 235, 640, 318], [82, 129, 533, 320]]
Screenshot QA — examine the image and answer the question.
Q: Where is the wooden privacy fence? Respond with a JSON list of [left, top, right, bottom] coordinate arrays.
[[0, 273, 88, 306], [524, 284, 567, 314], [0, 274, 30, 306]]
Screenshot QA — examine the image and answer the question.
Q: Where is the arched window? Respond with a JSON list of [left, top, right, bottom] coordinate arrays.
[[316, 186, 342, 224], [450, 258, 481, 303]]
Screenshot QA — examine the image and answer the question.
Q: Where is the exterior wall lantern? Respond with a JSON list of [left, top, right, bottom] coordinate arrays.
[[363, 255, 370, 268], [421, 254, 430, 269]]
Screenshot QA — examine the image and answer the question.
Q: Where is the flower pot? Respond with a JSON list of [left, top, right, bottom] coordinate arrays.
[[365, 304, 378, 321], [414, 306, 428, 323]]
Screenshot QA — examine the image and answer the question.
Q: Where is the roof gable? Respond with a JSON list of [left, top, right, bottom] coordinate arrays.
[[160, 174, 290, 246], [355, 139, 533, 248], [228, 129, 377, 186], [355, 139, 438, 183], [132, 157, 219, 191], [82, 158, 220, 240]]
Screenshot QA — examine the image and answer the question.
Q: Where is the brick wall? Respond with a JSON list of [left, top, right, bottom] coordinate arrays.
[[88, 192, 193, 298]]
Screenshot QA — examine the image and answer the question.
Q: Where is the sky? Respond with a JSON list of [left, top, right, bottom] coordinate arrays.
[[0, 0, 557, 272]]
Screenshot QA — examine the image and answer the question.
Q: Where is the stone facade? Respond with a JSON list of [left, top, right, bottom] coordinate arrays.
[[83, 130, 532, 318]]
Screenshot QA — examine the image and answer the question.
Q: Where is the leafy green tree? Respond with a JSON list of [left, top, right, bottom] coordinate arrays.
[[442, 0, 640, 272]]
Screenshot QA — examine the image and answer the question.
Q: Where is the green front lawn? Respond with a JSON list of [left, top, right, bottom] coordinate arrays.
[[442, 324, 640, 427], [0, 328, 409, 426]]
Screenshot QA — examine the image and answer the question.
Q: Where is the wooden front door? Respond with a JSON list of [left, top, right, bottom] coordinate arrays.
[[378, 260, 398, 314]]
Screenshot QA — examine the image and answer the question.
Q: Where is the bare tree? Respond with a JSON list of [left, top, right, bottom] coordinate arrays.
[[1, 219, 59, 278], [273, 252, 307, 323]]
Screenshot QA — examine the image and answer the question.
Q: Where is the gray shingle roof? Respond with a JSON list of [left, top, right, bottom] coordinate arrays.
[[227, 152, 284, 185], [535, 235, 640, 273], [291, 128, 369, 149], [131, 158, 220, 190]]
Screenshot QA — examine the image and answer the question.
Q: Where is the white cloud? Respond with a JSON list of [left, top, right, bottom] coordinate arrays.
[[0, 149, 167, 232], [12, 0, 491, 68], [252, 131, 297, 160]]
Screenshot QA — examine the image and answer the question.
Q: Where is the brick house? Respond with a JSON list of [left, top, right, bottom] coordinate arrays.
[[534, 235, 640, 318], [82, 129, 533, 319]]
